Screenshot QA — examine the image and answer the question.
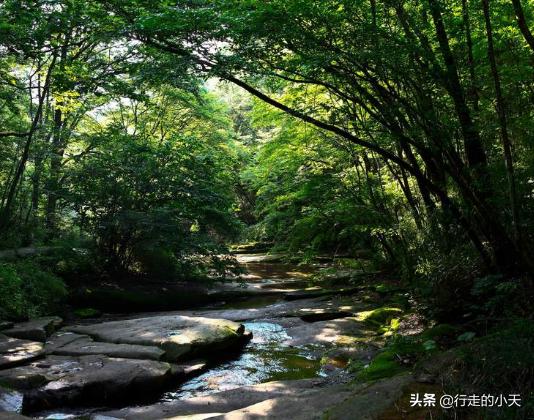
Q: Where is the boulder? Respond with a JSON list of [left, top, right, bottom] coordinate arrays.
[[66, 315, 248, 361], [0, 334, 44, 369], [0, 355, 179, 411], [3, 317, 62, 342], [45, 332, 165, 360]]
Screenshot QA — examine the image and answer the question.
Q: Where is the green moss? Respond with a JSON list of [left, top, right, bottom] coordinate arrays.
[[356, 307, 402, 323], [73, 307, 101, 318], [351, 335, 425, 382], [355, 307, 403, 335], [375, 284, 404, 294], [355, 351, 406, 381]]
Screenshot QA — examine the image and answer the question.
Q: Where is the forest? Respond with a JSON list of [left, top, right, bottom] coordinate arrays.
[[0, 0, 533, 419]]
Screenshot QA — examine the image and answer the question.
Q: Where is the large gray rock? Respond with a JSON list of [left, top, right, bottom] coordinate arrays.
[[0, 355, 178, 411], [65, 315, 248, 361], [3, 317, 62, 342], [45, 332, 165, 360], [0, 334, 44, 369]]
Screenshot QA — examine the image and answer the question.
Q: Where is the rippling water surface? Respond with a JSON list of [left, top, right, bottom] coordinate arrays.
[[161, 321, 325, 401]]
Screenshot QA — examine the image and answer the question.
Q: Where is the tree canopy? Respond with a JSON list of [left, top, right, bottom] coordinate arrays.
[[1, 0, 534, 296]]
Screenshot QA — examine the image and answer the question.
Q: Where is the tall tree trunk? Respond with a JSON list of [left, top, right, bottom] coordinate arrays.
[[45, 32, 70, 236], [0, 54, 57, 231], [482, 0, 520, 243], [462, 0, 480, 111], [45, 107, 64, 235], [427, 0, 488, 171]]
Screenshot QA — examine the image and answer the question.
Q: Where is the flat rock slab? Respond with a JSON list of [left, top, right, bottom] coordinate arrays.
[[284, 287, 360, 301], [187, 295, 369, 324], [206, 374, 412, 419], [0, 334, 44, 369], [299, 310, 353, 322], [283, 317, 377, 347], [45, 332, 165, 360], [235, 254, 286, 263], [0, 355, 177, 411], [96, 375, 413, 420], [189, 298, 333, 322], [3, 317, 62, 342], [66, 315, 247, 361], [95, 378, 327, 419]]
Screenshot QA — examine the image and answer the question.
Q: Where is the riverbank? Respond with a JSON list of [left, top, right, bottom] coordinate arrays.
[[0, 254, 531, 419]]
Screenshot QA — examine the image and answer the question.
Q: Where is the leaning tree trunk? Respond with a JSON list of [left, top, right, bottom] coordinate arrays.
[[511, 0, 534, 53]]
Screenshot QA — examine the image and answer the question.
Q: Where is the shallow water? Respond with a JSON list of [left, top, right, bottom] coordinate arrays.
[[36, 322, 326, 419], [35, 256, 334, 418], [161, 321, 325, 401]]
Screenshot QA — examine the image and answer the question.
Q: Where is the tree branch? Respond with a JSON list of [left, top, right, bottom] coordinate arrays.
[[0, 131, 30, 138]]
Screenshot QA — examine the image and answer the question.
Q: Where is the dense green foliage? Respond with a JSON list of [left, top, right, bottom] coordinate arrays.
[[0, 1, 533, 415], [0, 261, 66, 320], [1, 0, 534, 317], [0, 1, 243, 285]]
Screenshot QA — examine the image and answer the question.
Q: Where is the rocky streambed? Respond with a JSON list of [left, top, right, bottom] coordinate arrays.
[[0, 254, 422, 419]]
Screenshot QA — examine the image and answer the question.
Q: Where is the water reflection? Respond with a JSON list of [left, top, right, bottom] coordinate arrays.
[[161, 322, 323, 401]]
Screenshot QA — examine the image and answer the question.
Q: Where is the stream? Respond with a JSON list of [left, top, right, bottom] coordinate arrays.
[[161, 322, 323, 401], [37, 255, 341, 419], [161, 256, 330, 401]]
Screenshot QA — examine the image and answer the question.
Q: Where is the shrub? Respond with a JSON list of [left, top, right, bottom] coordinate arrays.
[[0, 261, 67, 320], [445, 320, 534, 419], [0, 264, 25, 320]]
